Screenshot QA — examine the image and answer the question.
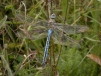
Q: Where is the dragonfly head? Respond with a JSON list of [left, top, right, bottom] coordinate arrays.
[[49, 13, 56, 23], [50, 13, 56, 19]]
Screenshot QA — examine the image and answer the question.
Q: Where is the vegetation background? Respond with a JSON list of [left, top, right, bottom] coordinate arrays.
[[0, 0, 101, 76]]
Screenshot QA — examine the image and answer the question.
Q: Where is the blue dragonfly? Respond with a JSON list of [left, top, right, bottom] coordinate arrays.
[[42, 14, 56, 66], [16, 13, 89, 66]]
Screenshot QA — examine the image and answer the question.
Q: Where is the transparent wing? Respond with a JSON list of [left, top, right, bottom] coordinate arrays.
[[52, 30, 80, 47], [17, 20, 48, 40], [53, 23, 89, 34], [17, 27, 48, 40], [15, 11, 34, 23], [15, 13, 49, 40]]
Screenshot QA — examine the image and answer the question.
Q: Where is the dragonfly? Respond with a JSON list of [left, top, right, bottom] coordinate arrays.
[[42, 14, 56, 66], [16, 13, 89, 66]]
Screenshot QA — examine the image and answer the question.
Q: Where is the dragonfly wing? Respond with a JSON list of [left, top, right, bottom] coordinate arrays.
[[17, 20, 49, 40], [52, 31, 80, 47], [29, 29, 47, 40], [17, 28, 48, 40], [32, 20, 48, 26], [53, 23, 89, 34], [15, 11, 34, 23], [28, 20, 49, 40]]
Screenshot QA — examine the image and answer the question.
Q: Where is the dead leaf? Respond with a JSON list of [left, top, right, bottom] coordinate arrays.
[[87, 54, 101, 66]]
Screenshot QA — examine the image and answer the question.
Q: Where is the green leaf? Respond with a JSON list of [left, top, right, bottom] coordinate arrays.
[[0, 54, 13, 76], [0, 15, 7, 29]]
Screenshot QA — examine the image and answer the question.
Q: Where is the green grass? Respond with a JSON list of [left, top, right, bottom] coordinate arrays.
[[0, 0, 101, 76]]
